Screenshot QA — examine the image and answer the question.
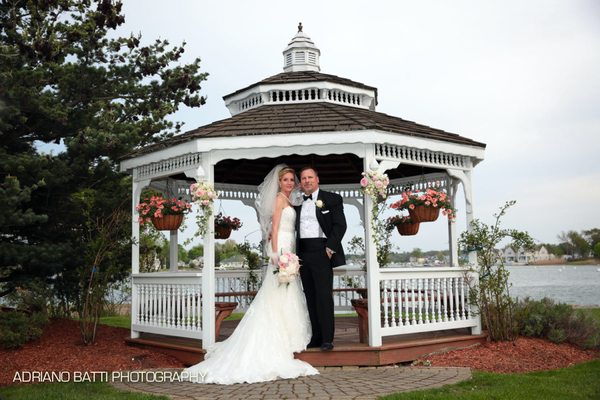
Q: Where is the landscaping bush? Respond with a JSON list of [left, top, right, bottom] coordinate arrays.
[[0, 310, 48, 349], [515, 297, 600, 349]]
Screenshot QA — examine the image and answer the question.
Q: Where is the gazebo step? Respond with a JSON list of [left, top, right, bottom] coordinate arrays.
[[125, 318, 486, 367]]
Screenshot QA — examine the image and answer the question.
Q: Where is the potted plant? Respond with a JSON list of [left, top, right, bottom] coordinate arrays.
[[391, 187, 456, 223], [386, 214, 420, 236], [214, 213, 243, 239], [137, 195, 192, 231]]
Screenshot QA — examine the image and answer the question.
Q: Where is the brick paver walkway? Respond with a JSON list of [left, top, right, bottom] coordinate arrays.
[[111, 366, 471, 399]]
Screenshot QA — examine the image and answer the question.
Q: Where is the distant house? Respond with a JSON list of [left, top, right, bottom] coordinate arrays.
[[219, 255, 246, 269], [502, 245, 554, 264]]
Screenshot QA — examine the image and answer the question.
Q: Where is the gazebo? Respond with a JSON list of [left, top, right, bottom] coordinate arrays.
[[120, 25, 486, 365]]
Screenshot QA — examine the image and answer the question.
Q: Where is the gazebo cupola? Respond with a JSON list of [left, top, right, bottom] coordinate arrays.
[[283, 22, 321, 72], [223, 24, 377, 116]]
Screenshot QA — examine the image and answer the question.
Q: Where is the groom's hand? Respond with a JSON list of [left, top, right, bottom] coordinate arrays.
[[326, 248, 334, 259]]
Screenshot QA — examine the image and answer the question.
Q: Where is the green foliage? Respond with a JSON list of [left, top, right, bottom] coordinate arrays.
[[515, 298, 600, 349], [237, 240, 262, 290], [0, 0, 207, 310], [0, 311, 48, 349], [347, 236, 366, 270], [0, 381, 169, 400], [593, 242, 600, 258], [558, 230, 591, 259], [380, 359, 600, 400], [459, 201, 534, 341]]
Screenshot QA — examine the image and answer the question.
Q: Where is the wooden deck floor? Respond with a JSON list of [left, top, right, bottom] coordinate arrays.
[[126, 316, 486, 367]]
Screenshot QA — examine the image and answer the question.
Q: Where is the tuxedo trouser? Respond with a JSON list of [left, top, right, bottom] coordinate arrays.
[[299, 238, 334, 344]]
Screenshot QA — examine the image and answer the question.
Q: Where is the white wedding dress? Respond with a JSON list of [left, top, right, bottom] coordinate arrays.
[[183, 207, 318, 384]]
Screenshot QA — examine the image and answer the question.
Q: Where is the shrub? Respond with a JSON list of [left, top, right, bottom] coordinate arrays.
[[0, 311, 48, 349], [515, 297, 600, 349]]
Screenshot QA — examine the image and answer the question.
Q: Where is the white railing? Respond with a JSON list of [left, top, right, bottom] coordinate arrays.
[[213, 266, 367, 312], [131, 267, 480, 341], [132, 272, 203, 339], [378, 267, 479, 336]]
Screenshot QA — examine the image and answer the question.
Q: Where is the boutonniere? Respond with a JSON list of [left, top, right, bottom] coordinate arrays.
[[315, 200, 325, 209]]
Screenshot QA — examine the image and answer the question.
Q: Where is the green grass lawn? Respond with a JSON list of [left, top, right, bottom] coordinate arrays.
[[98, 315, 131, 329], [0, 381, 167, 400], [380, 359, 600, 400]]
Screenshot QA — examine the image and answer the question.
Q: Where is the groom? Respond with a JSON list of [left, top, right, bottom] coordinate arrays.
[[296, 166, 347, 351]]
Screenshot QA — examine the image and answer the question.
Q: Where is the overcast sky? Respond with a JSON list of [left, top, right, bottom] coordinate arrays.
[[115, 0, 600, 252]]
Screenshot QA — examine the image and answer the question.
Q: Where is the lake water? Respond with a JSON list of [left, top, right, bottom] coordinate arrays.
[[507, 264, 600, 307]]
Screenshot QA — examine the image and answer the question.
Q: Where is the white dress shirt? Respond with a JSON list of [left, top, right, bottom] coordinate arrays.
[[299, 189, 326, 239]]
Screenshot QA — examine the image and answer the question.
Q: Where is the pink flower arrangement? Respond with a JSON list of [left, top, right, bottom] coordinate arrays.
[[360, 170, 390, 201], [137, 196, 191, 225], [390, 187, 457, 220], [190, 181, 219, 237], [274, 252, 301, 284]]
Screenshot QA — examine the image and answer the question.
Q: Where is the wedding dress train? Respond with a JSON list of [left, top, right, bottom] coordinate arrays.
[[183, 207, 318, 384]]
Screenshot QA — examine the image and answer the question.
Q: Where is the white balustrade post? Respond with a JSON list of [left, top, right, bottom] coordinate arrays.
[[169, 230, 178, 272], [448, 178, 459, 267], [131, 175, 150, 339]]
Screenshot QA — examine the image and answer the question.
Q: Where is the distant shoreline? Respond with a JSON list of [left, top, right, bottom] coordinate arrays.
[[525, 258, 599, 266]]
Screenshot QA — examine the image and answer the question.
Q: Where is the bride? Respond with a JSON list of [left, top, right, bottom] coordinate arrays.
[[183, 165, 319, 384]]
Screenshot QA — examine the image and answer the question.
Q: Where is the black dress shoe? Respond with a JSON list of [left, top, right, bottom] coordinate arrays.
[[306, 342, 320, 349], [320, 342, 334, 351]]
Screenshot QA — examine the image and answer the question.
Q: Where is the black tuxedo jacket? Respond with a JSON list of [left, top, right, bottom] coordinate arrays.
[[295, 189, 347, 267]]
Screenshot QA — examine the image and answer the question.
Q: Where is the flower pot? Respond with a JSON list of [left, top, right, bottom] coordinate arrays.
[[151, 214, 184, 231], [409, 205, 440, 223], [396, 222, 420, 236], [215, 226, 232, 239]]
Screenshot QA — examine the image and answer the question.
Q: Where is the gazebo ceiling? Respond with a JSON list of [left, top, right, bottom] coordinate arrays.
[[214, 154, 442, 186]]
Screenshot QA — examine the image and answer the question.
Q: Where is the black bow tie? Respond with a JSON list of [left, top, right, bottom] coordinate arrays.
[[303, 194, 313, 201]]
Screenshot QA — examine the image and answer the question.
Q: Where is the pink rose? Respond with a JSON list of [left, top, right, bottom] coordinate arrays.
[[360, 177, 369, 187]]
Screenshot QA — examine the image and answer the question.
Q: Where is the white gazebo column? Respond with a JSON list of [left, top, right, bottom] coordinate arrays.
[[200, 154, 217, 346], [363, 148, 382, 347], [131, 174, 150, 339], [447, 177, 459, 267], [169, 230, 178, 272]]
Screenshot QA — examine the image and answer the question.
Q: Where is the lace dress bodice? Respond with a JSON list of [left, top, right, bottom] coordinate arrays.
[[274, 207, 296, 254]]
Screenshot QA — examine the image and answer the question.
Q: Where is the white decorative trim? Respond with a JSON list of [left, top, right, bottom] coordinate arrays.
[[135, 153, 202, 182], [225, 82, 376, 115], [376, 143, 469, 170]]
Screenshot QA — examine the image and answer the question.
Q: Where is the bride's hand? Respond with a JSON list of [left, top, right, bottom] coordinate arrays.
[[269, 252, 279, 265]]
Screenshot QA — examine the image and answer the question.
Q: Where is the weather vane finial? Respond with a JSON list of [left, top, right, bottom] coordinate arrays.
[[298, 22, 303, 32]]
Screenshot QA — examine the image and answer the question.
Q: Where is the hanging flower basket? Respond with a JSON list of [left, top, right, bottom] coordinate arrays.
[[214, 213, 242, 240], [390, 186, 457, 223], [151, 214, 184, 231], [409, 205, 440, 223], [215, 225, 232, 239], [386, 215, 420, 236], [137, 194, 191, 230], [396, 221, 420, 236]]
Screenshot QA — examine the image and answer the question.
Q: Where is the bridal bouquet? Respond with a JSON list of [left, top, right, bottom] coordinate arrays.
[[273, 252, 301, 284]]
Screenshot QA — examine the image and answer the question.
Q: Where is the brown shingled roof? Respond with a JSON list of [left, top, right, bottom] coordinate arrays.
[[223, 71, 378, 101], [125, 102, 486, 159]]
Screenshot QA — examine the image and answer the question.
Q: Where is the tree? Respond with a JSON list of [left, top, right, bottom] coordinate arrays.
[[410, 248, 423, 259], [583, 228, 600, 253], [0, 0, 208, 312], [459, 201, 534, 342], [594, 243, 600, 259]]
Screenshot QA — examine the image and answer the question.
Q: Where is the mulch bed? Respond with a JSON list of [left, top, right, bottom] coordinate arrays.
[[0, 318, 185, 386], [424, 336, 598, 373], [1, 319, 598, 386]]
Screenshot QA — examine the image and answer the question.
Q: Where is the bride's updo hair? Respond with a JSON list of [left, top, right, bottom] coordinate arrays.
[[278, 167, 295, 179]]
